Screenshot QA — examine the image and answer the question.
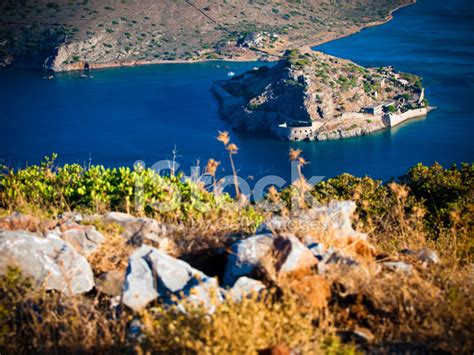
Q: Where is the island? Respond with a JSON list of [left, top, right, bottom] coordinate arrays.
[[213, 49, 430, 141]]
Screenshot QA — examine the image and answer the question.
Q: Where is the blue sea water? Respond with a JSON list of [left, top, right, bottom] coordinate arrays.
[[0, 0, 472, 185]]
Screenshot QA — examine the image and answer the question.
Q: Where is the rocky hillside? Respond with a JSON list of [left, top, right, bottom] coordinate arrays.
[[0, 0, 413, 71], [213, 49, 428, 140]]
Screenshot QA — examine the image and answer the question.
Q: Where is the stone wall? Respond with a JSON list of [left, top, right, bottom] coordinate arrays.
[[272, 121, 323, 141], [384, 107, 428, 127]]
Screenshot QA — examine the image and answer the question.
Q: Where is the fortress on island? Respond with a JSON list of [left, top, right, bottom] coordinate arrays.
[[213, 50, 431, 141]]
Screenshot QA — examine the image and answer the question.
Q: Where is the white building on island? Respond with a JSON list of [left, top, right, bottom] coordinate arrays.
[[272, 121, 323, 141]]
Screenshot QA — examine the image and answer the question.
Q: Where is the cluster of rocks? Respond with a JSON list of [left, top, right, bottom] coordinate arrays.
[[0, 201, 439, 313]]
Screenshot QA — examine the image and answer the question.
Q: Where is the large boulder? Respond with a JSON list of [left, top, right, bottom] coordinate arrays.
[[223, 234, 317, 285], [223, 234, 273, 285], [122, 245, 222, 312], [260, 201, 366, 241], [60, 223, 105, 256], [0, 229, 94, 295], [103, 212, 167, 244]]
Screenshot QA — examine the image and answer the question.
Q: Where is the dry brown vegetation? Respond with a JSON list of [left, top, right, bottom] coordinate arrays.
[[0, 156, 473, 353]]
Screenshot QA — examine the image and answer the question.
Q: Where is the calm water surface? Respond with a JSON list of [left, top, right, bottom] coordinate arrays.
[[0, 0, 472, 184]]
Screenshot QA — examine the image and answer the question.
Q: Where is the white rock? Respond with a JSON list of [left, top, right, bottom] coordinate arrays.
[[223, 234, 317, 285], [104, 212, 166, 243], [229, 277, 266, 301], [62, 226, 104, 256], [275, 235, 317, 273], [122, 251, 158, 311], [223, 234, 273, 286], [0, 229, 94, 295], [122, 245, 222, 312], [417, 248, 440, 264], [383, 261, 413, 274]]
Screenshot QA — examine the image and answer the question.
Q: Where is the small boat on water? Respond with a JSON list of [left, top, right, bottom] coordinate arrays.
[[227, 71, 235, 77]]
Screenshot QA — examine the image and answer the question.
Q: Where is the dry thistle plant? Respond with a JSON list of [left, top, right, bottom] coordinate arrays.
[[206, 158, 220, 192], [288, 148, 312, 210], [217, 131, 240, 198]]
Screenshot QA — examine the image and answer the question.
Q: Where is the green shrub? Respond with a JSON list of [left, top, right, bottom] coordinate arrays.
[[401, 162, 473, 235], [278, 163, 473, 259], [0, 155, 263, 228]]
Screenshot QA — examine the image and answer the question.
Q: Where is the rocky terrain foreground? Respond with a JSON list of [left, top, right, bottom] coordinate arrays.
[[0, 161, 472, 353], [0, 0, 413, 71], [0, 202, 449, 351], [1, 202, 368, 309], [213, 49, 429, 141]]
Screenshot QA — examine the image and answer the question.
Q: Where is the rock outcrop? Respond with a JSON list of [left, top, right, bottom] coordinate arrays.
[[103, 212, 168, 244], [0, 229, 95, 295], [60, 223, 105, 257], [122, 245, 223, 311], [0, 199, 437, 317], [223, 233, 317, 286]]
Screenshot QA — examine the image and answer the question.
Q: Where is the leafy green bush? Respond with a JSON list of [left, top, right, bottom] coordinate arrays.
[[278, 163, 473, 259], [401, 162, 473, 234], [0, 155, 262, 228]]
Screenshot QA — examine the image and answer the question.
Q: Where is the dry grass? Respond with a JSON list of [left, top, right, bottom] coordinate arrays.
[[0, 267, 130, 353], [85, 220, 134, 274], [326, 264, 474, 353], [141, 291, 352, 354]]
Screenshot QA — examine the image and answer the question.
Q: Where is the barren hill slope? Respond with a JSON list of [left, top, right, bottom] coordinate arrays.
[[0, 0, 412, 71]]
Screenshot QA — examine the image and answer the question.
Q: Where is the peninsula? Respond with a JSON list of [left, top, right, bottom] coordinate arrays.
[[213, 50, 430, 141], [0, 0, 413, 71]]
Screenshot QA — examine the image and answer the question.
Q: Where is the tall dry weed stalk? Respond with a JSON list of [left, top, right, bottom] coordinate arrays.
[[217, 131, 240, 199]]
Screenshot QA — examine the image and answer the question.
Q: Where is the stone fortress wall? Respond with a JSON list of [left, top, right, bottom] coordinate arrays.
[[384, 107, 428, 127], [271, 121, 324, 141]]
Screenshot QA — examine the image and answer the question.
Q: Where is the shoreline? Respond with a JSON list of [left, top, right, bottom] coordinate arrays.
[[303, 1, 415, 50], [53, 1, 415, 73]]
